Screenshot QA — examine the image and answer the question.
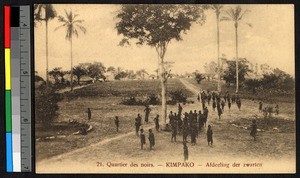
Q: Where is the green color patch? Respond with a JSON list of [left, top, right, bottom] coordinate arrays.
[[5, 90, 12, 132]]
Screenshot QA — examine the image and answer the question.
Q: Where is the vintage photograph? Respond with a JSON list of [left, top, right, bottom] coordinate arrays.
[[34, 4, 295, 173]]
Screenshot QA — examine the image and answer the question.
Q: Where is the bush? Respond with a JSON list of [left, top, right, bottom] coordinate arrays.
[[35, 86, 63, 125], [121, 96, 144, 105], [145, 94, 160, 105], [169, 90, 187, 104]]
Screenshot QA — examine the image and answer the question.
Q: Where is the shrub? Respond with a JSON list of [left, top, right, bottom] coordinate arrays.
[[169, 90, 187, 104], [35, 86, 63, 125], [145, 94, 160, 105], [121, 96, 144, 105]]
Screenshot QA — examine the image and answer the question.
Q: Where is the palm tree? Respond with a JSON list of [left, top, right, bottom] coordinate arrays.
[[34, 4, 57, 86], [221, 6, 251, 93], [210, 4, 224, 93], [55, 10, 87, 90]]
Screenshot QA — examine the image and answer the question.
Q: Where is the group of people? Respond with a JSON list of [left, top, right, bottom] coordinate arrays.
[[85, 88, 267, 161], [198, 90, 242, 119], [168, 104, 210, 146]]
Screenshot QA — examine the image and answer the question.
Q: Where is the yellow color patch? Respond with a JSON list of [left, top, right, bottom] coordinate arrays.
[[5, 48, 11, 90]]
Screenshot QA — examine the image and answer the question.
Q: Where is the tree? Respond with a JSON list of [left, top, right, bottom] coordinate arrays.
[[116, 5, 205, 128], [49, 67, 62, 84], [195, 73, 205, 84], [204, 61, 218, 81], [115, 71, 128, 80], [55, 10, 87, 91], [107, 66, 116, 73], [244, 78, 261, 94], [73, 65, 87, 85], [34, 4, 57, 86], [86, 62, 106, 81], [221, 6, 251, 93], [210, 4, 224, 93], [222, 58, 251, 86], [136, 69, 149, 79]]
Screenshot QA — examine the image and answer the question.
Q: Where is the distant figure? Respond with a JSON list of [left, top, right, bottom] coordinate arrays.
[[135, 114, 142, 136], [153, 114, 160, 131], [232, 95, 236, 103], [183, 142, 189, 162], [182, 121, 189, 143], [237, 99, 242, 111], [250, 120, 257, 141], [212, 100, 216, 111], [148, 129, 155, 150], [140, 129, 146, 149], [221, 100, 225, 111], [168, 111, 174, 124], [275, 104, 279, 115], [259, 101, 263, 111], [178, 104, 183, 119], [171, 121, 177, 142], [114, 116, 119, 132], [87, 108, 91, 121], [144, 105, 151, 123], [207, 93, 212, 105], [217, 107, 222, 119], [207, 125, 213, 146], [228, 100, 232, 111]]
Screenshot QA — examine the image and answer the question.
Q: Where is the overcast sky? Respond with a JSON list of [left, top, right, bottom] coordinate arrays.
[[34, 4, 294, 78]]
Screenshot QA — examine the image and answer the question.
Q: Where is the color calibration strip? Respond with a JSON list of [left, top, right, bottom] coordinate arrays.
[[5, 5, 13, 172], [4, 5, 32, 172]]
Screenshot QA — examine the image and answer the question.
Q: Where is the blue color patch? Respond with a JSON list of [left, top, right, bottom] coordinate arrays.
[[6, 132, 13, 172]]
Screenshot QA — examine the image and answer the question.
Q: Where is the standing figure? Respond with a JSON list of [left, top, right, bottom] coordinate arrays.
[[232, 95, 236, 103], [178, 104, 183, 119], [250, 120, 257, 141], [207, 93, 212, 105], [182, 120, 189, 143], [203, 107, 209, 127], [275, 104, 279, 115], [217, 107, 222, 119], [171, 122, 177, 142], [114, 116, 119, 132], [221, 100, 225, 111], [144, 105, 151, 123], [153, 114, 160, 131], [237, 99, 242, 111], [228, 100, 232, 111], [212, 100, 216, 111], [183, 142, 189, 162], [135, 114, 142, 136], [140, 129, 146, 149], [87, 108, 91, 121], [148, 129, 155, 150], [207, 125, 213, 146], [259, 101, 263, 112], [168, 111, 174, 125]]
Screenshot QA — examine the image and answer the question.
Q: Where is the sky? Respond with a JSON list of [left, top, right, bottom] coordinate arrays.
[[34, 4, 294, 78]]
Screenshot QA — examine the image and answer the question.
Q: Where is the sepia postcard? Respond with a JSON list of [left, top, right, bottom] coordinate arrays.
[[34, 4, 295, 173]]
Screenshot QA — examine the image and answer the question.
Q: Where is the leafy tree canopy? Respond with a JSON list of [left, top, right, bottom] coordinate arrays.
[[116, 4, 206, 47]]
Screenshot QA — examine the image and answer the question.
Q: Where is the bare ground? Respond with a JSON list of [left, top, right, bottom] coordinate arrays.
[[36, 79, 295, 173]]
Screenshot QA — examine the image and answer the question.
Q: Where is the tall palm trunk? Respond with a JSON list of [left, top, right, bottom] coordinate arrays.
[[216, 13, 221, 93], [235, 22, 239, 93], [45, 20, 49, 86], [70, 36, 73, 91], [160, 57, 167, 130]]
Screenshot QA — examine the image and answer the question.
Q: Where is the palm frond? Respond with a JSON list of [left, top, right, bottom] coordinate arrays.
[[54, 23, 67, 31], [76, 24, 87, 34]]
